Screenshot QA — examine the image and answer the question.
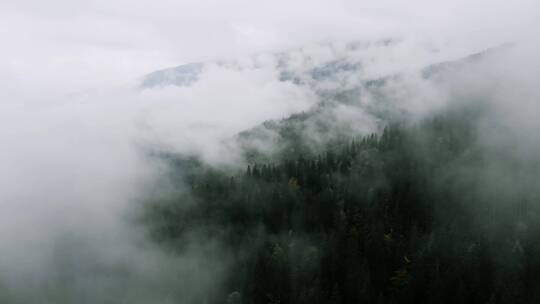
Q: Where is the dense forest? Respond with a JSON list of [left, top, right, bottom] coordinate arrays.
[[144, 102, 540, 304]]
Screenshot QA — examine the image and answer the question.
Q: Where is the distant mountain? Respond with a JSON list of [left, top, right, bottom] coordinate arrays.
[[140, 41, 511, 92], [141, 62, 204, 88], [232, 43, 513, 163], [138, 40, 395, 90], [140, 41, 513, 163], [139, 58, 362, 89], [421, 43, 514, 79]]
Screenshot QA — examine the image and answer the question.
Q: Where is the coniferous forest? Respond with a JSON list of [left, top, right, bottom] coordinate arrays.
[[145, 102, 540, 304]]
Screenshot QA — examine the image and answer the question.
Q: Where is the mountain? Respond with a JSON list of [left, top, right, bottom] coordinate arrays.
[[140, 41, 511, 91], [144, 40, 539, 304], [139, 40, 392, 90], [140, 62, 204, 88], [421, 42, 514, 79], [140, 41, 513, 164]]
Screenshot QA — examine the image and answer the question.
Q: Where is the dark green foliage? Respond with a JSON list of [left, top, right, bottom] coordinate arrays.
[[145, 106, 540, 304]]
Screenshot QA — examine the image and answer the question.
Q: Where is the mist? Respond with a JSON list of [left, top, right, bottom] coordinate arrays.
[[1, 0, 539, 303]]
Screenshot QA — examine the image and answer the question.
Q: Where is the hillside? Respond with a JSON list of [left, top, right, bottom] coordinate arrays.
[[141, 43, 538, 304]]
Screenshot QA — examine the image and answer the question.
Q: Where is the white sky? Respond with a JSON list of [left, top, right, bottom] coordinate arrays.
[[1, 0, 538, 94]]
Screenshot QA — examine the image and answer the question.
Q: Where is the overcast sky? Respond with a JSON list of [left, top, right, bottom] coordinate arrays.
[[1, 0, 538, 95]]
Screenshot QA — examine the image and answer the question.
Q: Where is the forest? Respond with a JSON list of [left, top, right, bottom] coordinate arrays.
[[144, 102, 540, 304]]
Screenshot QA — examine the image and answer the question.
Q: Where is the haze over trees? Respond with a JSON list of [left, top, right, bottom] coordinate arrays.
[[146, 94, 540, 303]]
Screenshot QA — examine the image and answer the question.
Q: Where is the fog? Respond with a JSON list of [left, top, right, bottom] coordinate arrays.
[[0, 0, 539, 303]]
